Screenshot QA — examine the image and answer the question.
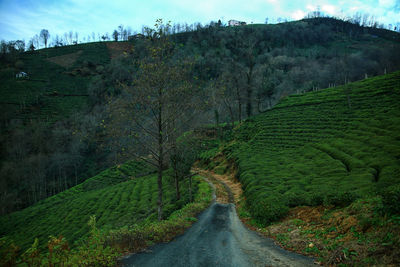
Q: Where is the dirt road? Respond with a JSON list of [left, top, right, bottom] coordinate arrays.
[[121, 173, 317, 267]]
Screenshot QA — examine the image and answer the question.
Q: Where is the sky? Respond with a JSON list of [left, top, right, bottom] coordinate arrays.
[[0, 0, 399, 43]]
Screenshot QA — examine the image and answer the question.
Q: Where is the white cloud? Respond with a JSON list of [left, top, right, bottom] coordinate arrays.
[[291, 10, 306, 20], [378, 0, 396, 6], [306, 4, 316, 11], [321, 4, 337, 15]]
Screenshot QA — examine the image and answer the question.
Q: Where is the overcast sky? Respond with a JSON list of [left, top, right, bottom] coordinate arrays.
[[0, 0, 399, 42]]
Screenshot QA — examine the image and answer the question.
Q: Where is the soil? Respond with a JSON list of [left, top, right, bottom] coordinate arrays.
[[47, 50, 83, 68]]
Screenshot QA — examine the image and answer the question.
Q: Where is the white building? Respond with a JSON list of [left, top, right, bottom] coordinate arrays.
[[16, 72, 28, 78], [228, 20, 246, 26]]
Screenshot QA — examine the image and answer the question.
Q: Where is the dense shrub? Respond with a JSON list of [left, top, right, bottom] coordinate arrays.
[[250, 196, 289, 224], [309, 192, 325, 206], [324, 191, 359, 207], [284, 190, 309, 207], [381, 185, 400, 215]]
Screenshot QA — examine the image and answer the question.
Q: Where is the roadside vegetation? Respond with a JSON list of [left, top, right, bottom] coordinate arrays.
[[0, 161, 213, 266], [199, 71, 400, 265]]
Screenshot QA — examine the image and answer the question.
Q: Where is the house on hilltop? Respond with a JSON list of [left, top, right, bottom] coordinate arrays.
[[228, 20, 247, 26], [128, 33, 145, 41], [16, 71, 28, 79]]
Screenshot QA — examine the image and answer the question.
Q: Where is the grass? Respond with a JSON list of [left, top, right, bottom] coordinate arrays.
[[223, 71, 400, 223], [0, 175, 213, 266], [0, 42, 111, 123], [0, 159, 201, 251]]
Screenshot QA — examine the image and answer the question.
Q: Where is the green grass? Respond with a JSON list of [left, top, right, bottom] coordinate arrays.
[[224, 71, 400, 223], [0, 160, 200, 251], [0, 42, 110, 123]]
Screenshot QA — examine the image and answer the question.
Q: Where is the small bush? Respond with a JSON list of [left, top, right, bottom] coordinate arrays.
[[0, 237, 19, 267], [324, 191, 358, 207], [381, 185, 400, 215], [284, 190, 309, 207], [309, 192, 325, 206], [250, 196, 289, 224]]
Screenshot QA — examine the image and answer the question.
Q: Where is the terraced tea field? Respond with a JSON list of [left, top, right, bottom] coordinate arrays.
[[0, 160, 199, 250], [225, 71, 400, 223], [0, 42, 110, 122]]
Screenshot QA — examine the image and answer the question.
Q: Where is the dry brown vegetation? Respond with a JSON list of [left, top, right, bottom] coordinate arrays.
[[106, 42, 133, 59], [47, 50, 83, 68]]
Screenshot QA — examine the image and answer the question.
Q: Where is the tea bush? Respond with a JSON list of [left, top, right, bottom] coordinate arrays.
[[223, 72, 400, 224]]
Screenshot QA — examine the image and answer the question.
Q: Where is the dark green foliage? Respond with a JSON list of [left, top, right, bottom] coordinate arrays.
[[250, 195, 289, 224], [324, 191, 359, 207], [0, 160, 198, 251], [381, 185, 400, 215], [224, 72, 400, 224], [1, 42, 110, 123]]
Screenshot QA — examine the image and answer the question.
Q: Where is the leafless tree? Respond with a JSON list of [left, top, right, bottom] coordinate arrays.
[[40, 29, 50, 48], [107, 20, 197, 221]]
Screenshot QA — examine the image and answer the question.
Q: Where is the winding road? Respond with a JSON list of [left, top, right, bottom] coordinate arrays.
[[121, 173, 317, 267]]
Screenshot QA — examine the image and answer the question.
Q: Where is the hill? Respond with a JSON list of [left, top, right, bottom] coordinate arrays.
[[0, 159, 202, 251], [1, 17, 400, 216], [0, 41, 134, 214], [0, 41, 134, 122], [224, 71, 400, 221], [203, 71, 400, 265]]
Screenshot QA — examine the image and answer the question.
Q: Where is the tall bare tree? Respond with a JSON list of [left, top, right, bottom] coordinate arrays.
[[40, 29, 50, 48], [107, 19, 196, 221]]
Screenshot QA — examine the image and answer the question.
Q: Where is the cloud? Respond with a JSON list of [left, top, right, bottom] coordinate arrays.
[[321, 4, 337, 15], [1, 0, 399, 41], [291, 10, 306, 20]]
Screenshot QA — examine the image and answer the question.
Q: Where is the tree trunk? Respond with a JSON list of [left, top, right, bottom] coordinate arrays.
[[246, 66, 253, 118], [157, 90, 163, 221], [157, 163, 163, 221], [189, 175, 193, 202], [173, 161, 180, 200], [228, 105, 235, 128], [257, 98, 262, 113], [235, 79, 242, 122]]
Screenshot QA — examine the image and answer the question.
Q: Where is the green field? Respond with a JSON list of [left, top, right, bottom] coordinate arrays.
[[223, 71, 400, 223], [0, 42, 110, 122], [0, 160, 200, 250]]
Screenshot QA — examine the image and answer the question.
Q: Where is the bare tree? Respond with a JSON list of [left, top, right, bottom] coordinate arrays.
[[107, 20, 197, 221], [112, 30, 118, 41], [40, 29, 50, 48], [69, 31, 73, 44]]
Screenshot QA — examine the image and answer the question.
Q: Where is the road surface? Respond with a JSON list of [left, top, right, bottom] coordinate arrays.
[[121, 176, 317, 267]]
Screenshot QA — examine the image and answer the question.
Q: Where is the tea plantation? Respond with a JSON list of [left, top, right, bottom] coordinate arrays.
[[224, 71, 400, 223], [0, 160, 199, 250], [0, 42, 110, 122]]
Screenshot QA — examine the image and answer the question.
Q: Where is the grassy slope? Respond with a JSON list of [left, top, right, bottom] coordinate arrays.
[[0, 160, 199, 251], [224, 71, 400, 222], [0, 42, 110, 122]]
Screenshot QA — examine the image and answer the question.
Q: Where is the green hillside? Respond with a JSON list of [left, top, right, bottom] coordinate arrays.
[[222, 71, 400, 222], [0, 42, 110, 122], [0, 160, 200, 251]]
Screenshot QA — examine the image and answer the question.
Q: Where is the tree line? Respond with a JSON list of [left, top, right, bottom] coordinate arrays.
[[1, 8, 399, 54]]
